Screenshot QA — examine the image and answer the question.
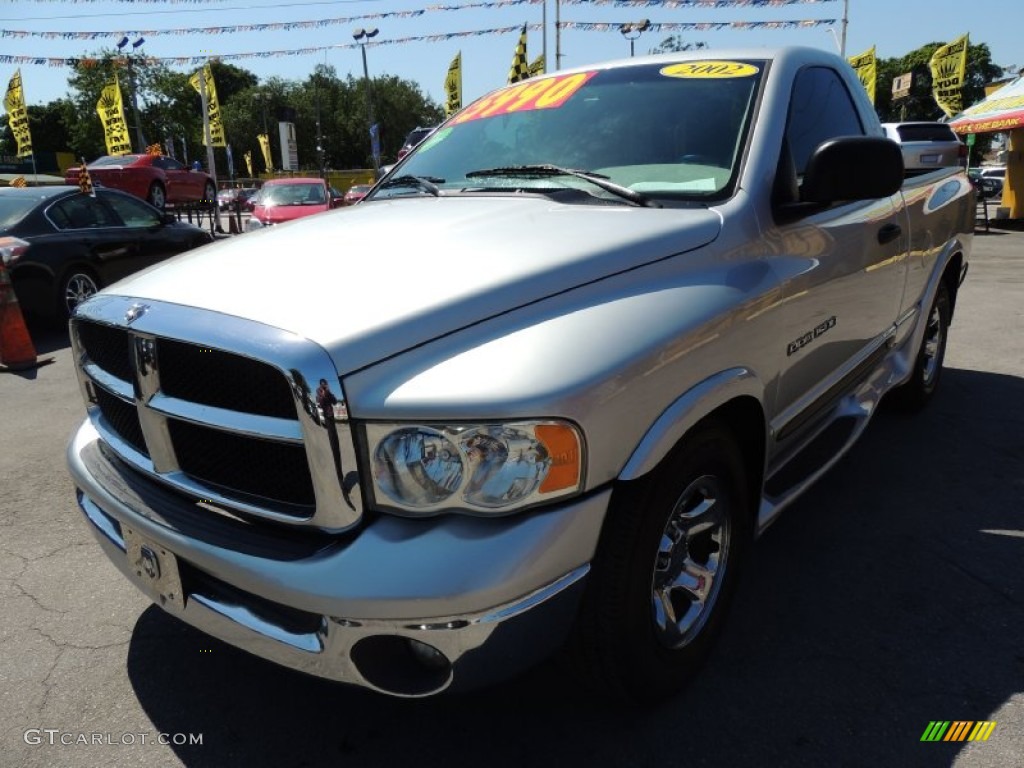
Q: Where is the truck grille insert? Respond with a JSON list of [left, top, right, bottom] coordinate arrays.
[[77, 321, 133, 381], [168, 419, 316, 509], [157, 339, 297, 419], [94, 386, 147, 456]]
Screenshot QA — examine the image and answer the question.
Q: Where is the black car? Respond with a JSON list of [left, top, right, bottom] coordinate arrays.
[[0, 186, 213, 320]]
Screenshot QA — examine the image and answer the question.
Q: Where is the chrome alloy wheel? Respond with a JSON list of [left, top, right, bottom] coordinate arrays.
[[651, 474, 731, 649], [920, 301, 946, 388], [64, 272, 99, 314]]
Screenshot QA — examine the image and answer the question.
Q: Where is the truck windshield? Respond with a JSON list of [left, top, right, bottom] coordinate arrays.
[[376, 59, 765, 203]]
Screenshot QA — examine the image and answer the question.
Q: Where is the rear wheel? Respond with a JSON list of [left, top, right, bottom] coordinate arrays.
[[572, 424, 751, 703], [892, 282, 951, 410], [57, 268, 100, 320], [203, 182, 217, 208], [147, 182, 166, 210]]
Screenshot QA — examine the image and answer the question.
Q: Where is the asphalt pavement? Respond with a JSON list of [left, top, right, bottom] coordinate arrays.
[[1, 224, 1022, 768]]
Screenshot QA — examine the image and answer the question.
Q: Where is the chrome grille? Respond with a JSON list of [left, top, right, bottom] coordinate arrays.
[[168, 419, 315, 509], [93, 385, 147, 455], [76, 321, 133, 381], [70, 298, 364, 532], [157, 339, 296, 419]]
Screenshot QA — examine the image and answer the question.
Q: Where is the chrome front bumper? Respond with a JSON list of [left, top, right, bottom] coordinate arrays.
[[68, 420, 608, 697]]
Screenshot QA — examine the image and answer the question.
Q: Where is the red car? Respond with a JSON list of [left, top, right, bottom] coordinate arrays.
[[65, 155, 216, 211], [245, 178, 342, 232], [342, 184, 372, 205]]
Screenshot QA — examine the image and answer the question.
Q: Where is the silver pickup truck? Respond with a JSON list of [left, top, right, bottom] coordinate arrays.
[[67, 47, 973, 702]]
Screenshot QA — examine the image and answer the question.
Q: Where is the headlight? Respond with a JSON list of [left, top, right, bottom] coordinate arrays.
[[367, 421, 583, 516]]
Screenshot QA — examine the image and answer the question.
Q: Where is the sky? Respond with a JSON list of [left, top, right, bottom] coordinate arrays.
[[3, 0, 1022, 112]]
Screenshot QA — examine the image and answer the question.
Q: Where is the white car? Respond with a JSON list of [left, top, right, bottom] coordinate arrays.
[[881, 122, 966, 174]]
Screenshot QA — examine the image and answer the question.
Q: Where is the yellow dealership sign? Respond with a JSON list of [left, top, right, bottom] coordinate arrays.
[[189, 64, 226, 147], [96, 78, 132, 156], [848, 46, 877, 105], [444, 52, 462, 118], [930, 34, 969, 118], [257, 133, 272, 173], [4, 69, 33, 158]]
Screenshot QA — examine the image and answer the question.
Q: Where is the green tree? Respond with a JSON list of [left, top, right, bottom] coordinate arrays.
[[649, 36, 707, 54], [0, 99, 75, 155]]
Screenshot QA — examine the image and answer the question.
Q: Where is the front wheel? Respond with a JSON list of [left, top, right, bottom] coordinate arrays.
[[147, 182, 166, 210], [572, 424, 751, 703], [891, 282, 951, 410]]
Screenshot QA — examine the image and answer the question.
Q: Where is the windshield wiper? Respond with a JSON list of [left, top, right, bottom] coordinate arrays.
[[464, 164, 659, 208], [377, 174, 444, 197]]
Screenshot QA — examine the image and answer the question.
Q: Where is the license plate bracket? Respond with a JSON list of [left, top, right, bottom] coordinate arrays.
[[123, 527, 185, 614]]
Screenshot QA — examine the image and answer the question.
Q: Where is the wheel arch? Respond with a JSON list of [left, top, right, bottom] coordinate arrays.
[[942, 250, 964, 320], [618, 368, 767, 518]]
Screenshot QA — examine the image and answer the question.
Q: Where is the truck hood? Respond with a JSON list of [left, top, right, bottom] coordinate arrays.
[[108, 196, 721, 374]]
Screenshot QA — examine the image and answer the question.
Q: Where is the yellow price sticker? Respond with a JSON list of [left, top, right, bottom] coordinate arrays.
[[660, 61, 760, 79]]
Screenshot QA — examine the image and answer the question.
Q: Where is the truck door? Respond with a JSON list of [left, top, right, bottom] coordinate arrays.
[[769, 65, 908, 419]]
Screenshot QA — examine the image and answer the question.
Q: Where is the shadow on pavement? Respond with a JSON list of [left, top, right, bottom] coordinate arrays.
[[125, 367, 1024, 768], [25, 320, 71, 356]]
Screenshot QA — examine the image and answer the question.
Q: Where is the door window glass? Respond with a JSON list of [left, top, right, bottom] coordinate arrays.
[[48, 195, 118, 230], [785, 67, 865, 175], [102, 192, 161, 228]]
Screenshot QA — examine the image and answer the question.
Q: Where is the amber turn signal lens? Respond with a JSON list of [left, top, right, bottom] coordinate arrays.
[[535, 423, 581, 494]]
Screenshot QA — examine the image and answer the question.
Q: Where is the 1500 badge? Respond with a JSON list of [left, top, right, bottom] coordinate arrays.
[[787, 316, 837, 356]]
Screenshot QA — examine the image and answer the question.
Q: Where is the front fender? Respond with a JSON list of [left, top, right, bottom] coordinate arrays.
[[618, 367, 766, 481]]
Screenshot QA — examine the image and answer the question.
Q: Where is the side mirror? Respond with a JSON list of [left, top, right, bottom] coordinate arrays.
[[801, 136, 904, 204]]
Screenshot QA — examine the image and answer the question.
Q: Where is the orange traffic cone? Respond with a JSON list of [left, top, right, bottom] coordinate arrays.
[[0, 261, 42, 371]]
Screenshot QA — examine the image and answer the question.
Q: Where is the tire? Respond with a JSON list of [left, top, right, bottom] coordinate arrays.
[[203, 182, 217, 208], [891, 282, 951, 410], [57, 268, 100, 320], [147, 182, 166, 210], [572, 423, 751, 704]]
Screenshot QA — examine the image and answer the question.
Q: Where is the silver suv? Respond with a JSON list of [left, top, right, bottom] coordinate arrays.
[[881, 121, 966, 174]]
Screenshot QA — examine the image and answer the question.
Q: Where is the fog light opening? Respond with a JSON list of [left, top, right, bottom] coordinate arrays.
[[350, 635, 453, 697], [406, 638, 448, 670]]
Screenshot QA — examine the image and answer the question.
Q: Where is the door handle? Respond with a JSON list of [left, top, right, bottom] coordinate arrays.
[[877, 223, 902, 245]]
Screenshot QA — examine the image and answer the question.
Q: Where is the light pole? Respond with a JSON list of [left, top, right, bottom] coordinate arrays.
[[314, 71, 325, 178], [255, 92, 270, 137], [619, 20, 650, 58], [353, 27, 379, 174], [116, 36, 147, 152]]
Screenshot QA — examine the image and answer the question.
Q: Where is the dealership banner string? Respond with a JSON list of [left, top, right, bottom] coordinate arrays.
[[558, 0, 836, 6], [0, 15, 838, 67], [559, 18, 835, 30], [0, 25, 546, 68], [0, 0, 544, 41]]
